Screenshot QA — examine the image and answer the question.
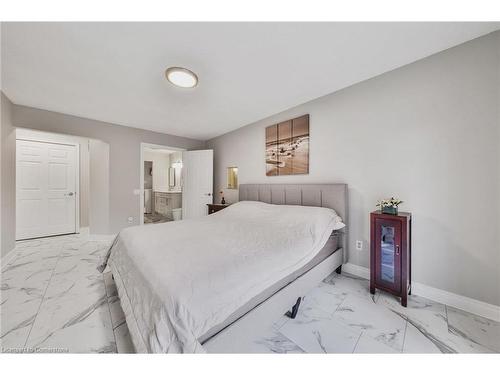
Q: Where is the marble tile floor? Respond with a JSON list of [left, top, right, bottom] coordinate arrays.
[[1, 234, 499, 354], [0, 233, 133, 353]]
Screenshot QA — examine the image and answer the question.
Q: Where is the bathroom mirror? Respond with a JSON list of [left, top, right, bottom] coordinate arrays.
[[227, 167, 238, 189], [168, 167, 175, 187]]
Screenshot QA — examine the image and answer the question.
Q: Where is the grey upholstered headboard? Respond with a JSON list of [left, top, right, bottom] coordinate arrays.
[[239, 184, 348, 262]]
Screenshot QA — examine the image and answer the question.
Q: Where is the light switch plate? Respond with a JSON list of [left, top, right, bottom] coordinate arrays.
[[356, 240, 363, 251]]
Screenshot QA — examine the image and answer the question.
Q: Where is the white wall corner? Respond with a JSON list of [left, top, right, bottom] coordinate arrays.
[[1, 246, 18, 271], [79, 226, 90, 236], [341, 263, 500, 322]]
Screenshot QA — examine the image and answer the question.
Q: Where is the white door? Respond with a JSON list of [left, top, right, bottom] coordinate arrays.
[[16, 139, 78, 240], [182, 150, 213, 219]]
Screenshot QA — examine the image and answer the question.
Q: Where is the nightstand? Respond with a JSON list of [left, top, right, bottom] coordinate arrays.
[[207, 204, 229, 215], [370, 210, 412, 306]]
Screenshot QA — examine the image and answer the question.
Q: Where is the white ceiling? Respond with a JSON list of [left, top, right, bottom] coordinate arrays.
[[1, 22, 498, 140]]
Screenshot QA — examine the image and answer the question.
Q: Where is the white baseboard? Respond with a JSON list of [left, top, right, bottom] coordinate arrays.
[[411, 282, 500, 322], [342, 262, 500, 322], [1, 246, 18, 270], [79, 227, 90, 236], [343, 262, 370, 279]]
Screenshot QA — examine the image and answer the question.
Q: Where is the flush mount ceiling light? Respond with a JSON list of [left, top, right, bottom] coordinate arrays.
[[165, 67, 198, 88]]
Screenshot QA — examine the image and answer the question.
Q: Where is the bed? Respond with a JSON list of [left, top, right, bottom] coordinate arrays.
[[101, 183, 348, 353]]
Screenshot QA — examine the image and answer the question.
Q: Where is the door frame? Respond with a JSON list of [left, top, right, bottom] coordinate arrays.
[[139, 142, 186, 225], [15, 137, 81, 238]]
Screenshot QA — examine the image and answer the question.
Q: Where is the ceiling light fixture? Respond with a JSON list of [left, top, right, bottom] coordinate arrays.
[[165, 67, 198, 88]]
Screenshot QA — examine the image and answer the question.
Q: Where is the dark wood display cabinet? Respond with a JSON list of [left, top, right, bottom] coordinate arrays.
[[370, 211, 412, 307]]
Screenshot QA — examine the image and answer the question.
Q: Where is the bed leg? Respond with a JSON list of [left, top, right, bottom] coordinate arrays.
[[285, 297, 302, 319], [335, 265, 342, 274]]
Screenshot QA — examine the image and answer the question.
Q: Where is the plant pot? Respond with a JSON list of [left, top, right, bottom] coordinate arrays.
[[382, 206, 398, 215]]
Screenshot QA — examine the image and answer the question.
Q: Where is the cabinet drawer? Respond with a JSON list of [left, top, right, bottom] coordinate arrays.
[[207, 204, 228, 214]]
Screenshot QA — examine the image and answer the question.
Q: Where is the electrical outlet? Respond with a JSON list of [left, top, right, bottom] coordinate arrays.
[[127, 216, 134, 223], [355, 240, 363, 251]]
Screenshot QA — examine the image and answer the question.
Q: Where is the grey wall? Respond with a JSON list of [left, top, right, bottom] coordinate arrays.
[[207, 31, 500, 305], [12, 104, 205, 234], [1, 92, 16, 257], [89, 139, 110, 234]]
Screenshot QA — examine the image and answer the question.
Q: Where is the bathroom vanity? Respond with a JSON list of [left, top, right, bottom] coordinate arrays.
[[154, 191, 182, 220]]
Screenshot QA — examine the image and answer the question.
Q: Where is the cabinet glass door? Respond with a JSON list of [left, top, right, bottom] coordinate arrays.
[[375, 218, 401, 292], [380, 225, 395, 283]]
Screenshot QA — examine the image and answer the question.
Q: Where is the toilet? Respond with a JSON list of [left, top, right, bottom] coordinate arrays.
[[171, 208, 182, 221]]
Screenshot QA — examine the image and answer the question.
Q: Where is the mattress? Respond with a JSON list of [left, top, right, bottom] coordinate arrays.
[[199, 231, 341, 343], [100, 201, 345, 353]]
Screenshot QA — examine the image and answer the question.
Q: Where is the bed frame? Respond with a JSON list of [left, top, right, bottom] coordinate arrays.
[[202, 183, 348, 352]]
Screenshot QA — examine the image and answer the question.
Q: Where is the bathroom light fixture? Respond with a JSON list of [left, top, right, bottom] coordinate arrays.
[[165, 67, 198, 88]]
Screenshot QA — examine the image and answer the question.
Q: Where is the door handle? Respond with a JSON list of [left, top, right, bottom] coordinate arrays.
[[396, 245, 400, 255], [65, 192, 74, 197], [205, 193, 212, 196]]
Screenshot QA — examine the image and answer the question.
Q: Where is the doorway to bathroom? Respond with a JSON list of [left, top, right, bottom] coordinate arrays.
[[140, 143, 185, 225]]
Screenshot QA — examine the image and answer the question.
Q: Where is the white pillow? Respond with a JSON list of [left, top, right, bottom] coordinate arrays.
[[228, 200, 346, 230], [332, 215, 346, 230]]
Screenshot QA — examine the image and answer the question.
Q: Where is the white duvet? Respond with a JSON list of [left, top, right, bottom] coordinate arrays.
[[101, 201, 344, 353]]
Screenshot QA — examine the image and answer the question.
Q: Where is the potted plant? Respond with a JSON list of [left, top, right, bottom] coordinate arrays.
[[376, 197, 403, 215]]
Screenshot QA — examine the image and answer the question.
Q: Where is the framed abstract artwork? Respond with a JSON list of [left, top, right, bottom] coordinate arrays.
[[265, 114, 309, 176]]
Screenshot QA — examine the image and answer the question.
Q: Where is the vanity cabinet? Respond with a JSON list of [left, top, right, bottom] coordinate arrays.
[[154, 192, 169, 216], [370, 211, 412, 306], [153, 191, 182, 218]]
